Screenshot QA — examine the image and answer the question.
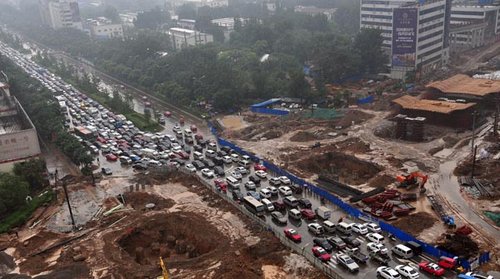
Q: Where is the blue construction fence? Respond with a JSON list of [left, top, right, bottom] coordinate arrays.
[[212, 133, 489, 270], [250, 107, 289, 116]]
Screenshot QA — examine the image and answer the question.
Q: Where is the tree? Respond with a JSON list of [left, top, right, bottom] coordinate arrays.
[[134, 9, 170, 29], [354, 28, 387, 74], [177, 3, 197, 19], [104, 5, 121, 23], [13, 159, 47, 190], [334, 1, 360, 34], [0, 173, 30, 215]]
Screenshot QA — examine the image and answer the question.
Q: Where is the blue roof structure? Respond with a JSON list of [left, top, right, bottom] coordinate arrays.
[[251, 98, 281, 108]]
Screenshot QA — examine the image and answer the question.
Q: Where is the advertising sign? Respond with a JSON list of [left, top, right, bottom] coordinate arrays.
[[392, 8, 418, 67]]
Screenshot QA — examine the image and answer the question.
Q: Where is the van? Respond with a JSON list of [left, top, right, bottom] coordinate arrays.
[[261, 198, 275, 212], [283, 196, 299, 208], [336, 222, 353, 235], [238, 159, 251, 169], [193, 151, 203, 160], [392, 244, 414, 259], [289, 209, 301, 220], [323, 221, 336, 233], [404, 241, 422, 256], [226, 176, 240, 190], [184, 128, 193, 137], [366, 232, 385, 243]]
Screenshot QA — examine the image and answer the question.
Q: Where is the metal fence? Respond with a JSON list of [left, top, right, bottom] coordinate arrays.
[[250, 107, 290, 116]]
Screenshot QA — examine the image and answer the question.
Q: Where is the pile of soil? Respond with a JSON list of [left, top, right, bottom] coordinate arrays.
[[334, 138, 371, 154], [290, 131, 320, 142], [293, 152, 383, 185], [436, 234, 479, 258], [123, 192, 175, 211], [392, 212, 437, 236], [336, 110, 373, 128], [368, 174, 395, 188]]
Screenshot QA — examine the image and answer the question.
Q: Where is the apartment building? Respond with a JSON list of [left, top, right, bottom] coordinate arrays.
[[39, 0, 83, 30], [168, 27, 214, 50]]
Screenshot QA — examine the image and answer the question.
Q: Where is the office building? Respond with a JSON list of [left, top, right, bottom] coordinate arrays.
[[0, 82, 41, 172], [86, 17, 124, 40], [360, 0, 452, 79], [168, 27, 213, 50], [211, 18, 248, 41], [39, 0, 83, 30]]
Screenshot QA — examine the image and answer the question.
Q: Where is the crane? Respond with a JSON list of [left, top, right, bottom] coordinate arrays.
[[159, 257, 168, 279]]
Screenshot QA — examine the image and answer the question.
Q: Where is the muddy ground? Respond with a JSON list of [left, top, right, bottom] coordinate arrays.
[[392, 212, 437, 236]]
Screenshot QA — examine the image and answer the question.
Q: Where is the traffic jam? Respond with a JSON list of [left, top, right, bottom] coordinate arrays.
[[0, 42, 488, 279]]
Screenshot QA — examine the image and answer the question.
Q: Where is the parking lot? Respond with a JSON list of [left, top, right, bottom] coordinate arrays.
[[0, 42, 462, 279]]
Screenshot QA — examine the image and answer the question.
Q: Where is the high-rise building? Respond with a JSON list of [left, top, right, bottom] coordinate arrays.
[[39, 0, 83, 30], [360, 0, 451, 79]]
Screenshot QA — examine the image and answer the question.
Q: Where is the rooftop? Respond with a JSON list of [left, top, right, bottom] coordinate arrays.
[[392, 95, 476, 114], [169, 27, 196, 34], [0, 115, 24, 135], [426, 74, 500, 96]]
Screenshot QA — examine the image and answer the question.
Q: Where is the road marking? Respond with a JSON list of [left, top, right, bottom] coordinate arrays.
[[356, 237, 365, 244]]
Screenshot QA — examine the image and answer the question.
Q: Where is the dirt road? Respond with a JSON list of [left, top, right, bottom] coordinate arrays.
[[460, 40, 500, 72]]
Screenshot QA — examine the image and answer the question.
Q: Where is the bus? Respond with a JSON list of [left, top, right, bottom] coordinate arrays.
[[243, 196, 265, 216]]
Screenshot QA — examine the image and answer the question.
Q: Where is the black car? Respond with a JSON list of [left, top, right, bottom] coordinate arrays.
[[216, 150, 227, 157], [271, 211, 287, 225], [132, 163, 148, 170], [340, 235, 361, 248], [192, 160, 205, 170], [185, 136, 194, 145], [290, 184, 304, 194], [327, 236, 347, 250], [298, 198, 312, 208], [101, 167, 112, 175], [220, 146, 232, 153], [313, 238, 333, 253], [232, 189, 244, 201], [212, 156, 224, 166], [214, 166, 225, 176], [200, 159, 215, 169], [193, 145, 203, 152], [248, 175, 261, 186], [172, 158, 186, 166]]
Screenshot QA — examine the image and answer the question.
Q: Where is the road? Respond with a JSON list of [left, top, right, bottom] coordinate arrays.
[[460, 40, 500, 72]]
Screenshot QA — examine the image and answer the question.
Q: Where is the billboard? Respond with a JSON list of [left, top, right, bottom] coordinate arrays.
[[392, 8, 418, 68]]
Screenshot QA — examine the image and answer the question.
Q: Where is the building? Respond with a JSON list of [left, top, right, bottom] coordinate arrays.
[[211, 18, 248, 41], [168, 27, 213, 50], [360, 0, 452, 79], [39, 0, 83, 30], [0, 82, 41, 172], [119, 12, 138, 27], [178, 19, 196, 30], [86, 17, 124, 40], [171, 0, 228, 9], [294, 5, 337, 21], [426, 74, 500, 101]]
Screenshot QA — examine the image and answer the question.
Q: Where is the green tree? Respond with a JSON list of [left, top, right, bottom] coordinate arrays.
[[13, 159, 47, 190], [0, 173, 30, 216], [104, 5, 121, 23], [334, 1, 360, 34], [354, 28, 387, 74]]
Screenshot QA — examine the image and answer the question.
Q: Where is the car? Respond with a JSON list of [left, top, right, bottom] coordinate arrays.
[[248, 175, 261, 185], [267, 186, 278, 196], [278, 186, 292, 196], [300, 208, 316, 220], [377, 266, 402, 279], [132, 163, 148, 170], [438, 256, 457, 269], [246, 191, 261, 200], [366, 232, 385, 243], [244, 181, 256, 190], [327, 236, 346, 250], [298, 198, 312, 208], [337, 253, 359, 273], [101, 167, 112, 175], [313, 238, 333, 253], [284, 228, 301, 242], [259, 188, 271, 199], [340, 235, 361, 248], [192, 160, 205, 170], [395, 265, 419, 279], [230, 171, 243, 180], [185, 164, 196, 173], [352, 223, 368, 235], [465, 272, 494, 279], [366, 223, 382, 233], [418, 261, 445, 276], [232, 189, 244, 201], [201, 168, 214, 178], [271, 211, 287, 225], [222, 155, 232, 164], [105, 154, 118, 161], [279, 176, 291, 185], [269, 177, 281, 186], [254, 164, 267, 171], [289, 183, 303, 194], [235, 166, 249, 175], [312, 246, 331, 262], [255, 170, 267, 179], [307, 223, 324, 235], [367, 242, 388, 255], [213, 166, 225, 176], [272, 200, 286, 211], [214, 179, 227, 192]]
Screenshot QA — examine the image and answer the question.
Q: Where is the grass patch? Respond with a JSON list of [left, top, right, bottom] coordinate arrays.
[[124, 112, 163, 132], [0, 190, 54, 234]]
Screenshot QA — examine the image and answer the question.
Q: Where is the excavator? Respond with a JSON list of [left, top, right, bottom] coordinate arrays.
[[396, 171, 428, 193]]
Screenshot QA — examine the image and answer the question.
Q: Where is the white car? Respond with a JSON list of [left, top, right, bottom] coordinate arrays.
[[255, 170, 267, 179], [367, 242, 388, 255], [230, 171, 243, 180], [201, 168, 214, 178], [235, 166, 249, 175], [377, 266, 401, 279], [366, 232, 385, 243], [279, 176, 291, 185], [351, 223, 368, 235], [366, 223, 382, 233], [395, 265, 419, 279], [244, 181, 256, 190], [267, 186, 278, 195], [230, 153, 240, 162], [259, 188, 272, 199], [465, 272, 494, 279], [278, 186, 292, 196], [185, 164, 196, 173], [269, 177, 281, 186], [222, 155, 232, 164], [307, 223, 324, 235]]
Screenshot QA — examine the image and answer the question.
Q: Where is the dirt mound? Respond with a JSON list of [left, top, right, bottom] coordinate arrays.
[[436, 234, 479, 258], [290, 131, 320, 142], [123, 192, 175, 210], [336, 110, 373, 128], [392, 212, 437, 236], [118, 212, 225, 266], [368, 174, 395, 188], [334, 138, 371, 153], [293, 152, 383, 185]]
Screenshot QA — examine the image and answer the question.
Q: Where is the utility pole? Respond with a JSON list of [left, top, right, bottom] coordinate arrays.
[[494, 99, 499, 137], [471, 111, 477, 154], [62, 181, 76, 230], [471, 145, 478, 179]]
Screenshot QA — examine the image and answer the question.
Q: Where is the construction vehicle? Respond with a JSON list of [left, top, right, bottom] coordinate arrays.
[[427, 195, 456, 228], [396, 172, 428, 193], [159, 257, 168, 279]]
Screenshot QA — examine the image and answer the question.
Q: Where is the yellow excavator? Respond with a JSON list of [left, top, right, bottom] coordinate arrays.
[[158, 257, 168, 279]]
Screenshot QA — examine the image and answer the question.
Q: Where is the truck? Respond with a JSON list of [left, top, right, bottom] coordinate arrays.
[[315, 206, 332, 220], [346, 248, 369, 264], [370, 251, 390, 266]]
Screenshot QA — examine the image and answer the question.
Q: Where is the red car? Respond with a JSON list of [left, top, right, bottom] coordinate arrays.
[[105, 154, 118, 161], [175, 151, 189, 160], [312, 246, 331, 262], [254, 164, 267, 171], [438, 256, 457, 269], [214, 179, 227, 192], [419, 261, 445, 276], [284, 228, 302, 243], [190, 124, 197, 133], [96, 137, 107, 144], [300, 209, 316, 220], [195, 134, 204, 141], [164, 111, 171, 117]]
